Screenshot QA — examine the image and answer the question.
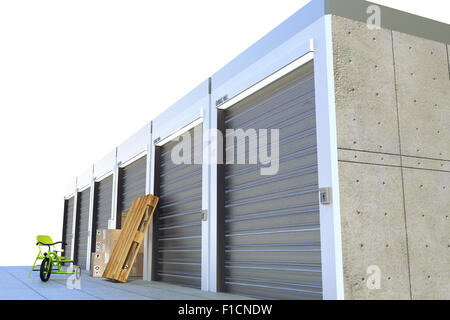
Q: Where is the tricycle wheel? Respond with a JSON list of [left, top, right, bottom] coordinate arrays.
[[40, 257, 51, 282], [75, 265, 81, 280]]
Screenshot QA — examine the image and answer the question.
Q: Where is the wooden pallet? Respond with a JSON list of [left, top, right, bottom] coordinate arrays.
[[103, 194, 158, 283]]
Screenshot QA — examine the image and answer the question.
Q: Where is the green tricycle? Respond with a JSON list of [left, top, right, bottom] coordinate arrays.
[[28, 235, 81, 282]]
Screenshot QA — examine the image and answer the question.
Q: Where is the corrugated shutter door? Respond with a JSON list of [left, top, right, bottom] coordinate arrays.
[[63, 197, 74, 260], [75, 188, 90, 269], [155, 124, 202, 288], [94, 175, 113, 231], [222, 63, 322, 299], [119, 155, 147, 227]]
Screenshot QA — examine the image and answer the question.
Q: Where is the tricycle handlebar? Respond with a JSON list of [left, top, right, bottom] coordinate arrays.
[[36, 241, 67, 246]]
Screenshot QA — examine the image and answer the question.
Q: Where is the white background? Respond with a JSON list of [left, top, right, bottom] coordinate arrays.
[[0, 0, 448, 266]]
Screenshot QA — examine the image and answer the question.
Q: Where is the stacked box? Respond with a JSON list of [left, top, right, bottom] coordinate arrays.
[[90, 228, 143, 278], [121, 210, 129, 229], [121, 210, 144, 256], [95, 229, 121, 261], [90, 252, 106, 277], [90, 229, 121, 278], [128, 251, 144, 277]]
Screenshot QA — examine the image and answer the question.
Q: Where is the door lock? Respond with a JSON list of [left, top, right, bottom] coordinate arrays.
[[319, 187, 331, 205]]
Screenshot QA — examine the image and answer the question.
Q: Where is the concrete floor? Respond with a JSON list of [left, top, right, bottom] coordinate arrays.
[[0, 266, 252, 300]]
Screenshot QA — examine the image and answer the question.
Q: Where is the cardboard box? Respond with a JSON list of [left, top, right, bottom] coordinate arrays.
[[120, 212, 143, 254], [95, 229, 121, 254], [90, 252, 106, 278], [121, 210, 129, 228], [92, 252, 106, 264], [91, 252, 143, 278], [128, 252, 143, 277], [92, 264, 105, 278], [93, 228, 143, 278], [91, 229, 121, 278]]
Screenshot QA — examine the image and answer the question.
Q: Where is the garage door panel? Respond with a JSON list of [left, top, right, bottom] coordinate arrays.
[[228, 105, 315, 136], [160, 165, 202, 185], [226, 189, 318, 216], [224, 281, 321, 300], [158, 236, 201, 248], [225, 148, 317, 187], [77, 230, 90, 238], [159, 191, 202, 208], [156, 124, 202, 289], [160, 143, 202, 169], [63, 197, 75, 260], [78, 217, 89, 229], [225, 72, 314, 128], [119, 156, 147, 229], [225, 249, 321, 265], [226, 106, 315, 149], [159, 211, 202, 228], [94, 175, 113, 230], [225, 210, 320, 233], [160, 170, 202, 190], [158, 250, 202, 262], [122, 171, 145, 185], [158, 224, 201, 240], [121, 184, 146, 203], [120, 156, 147, 213], [225, 129, 317, 169], [157, 273, 201, 289], [227, 100, 315, 137], [223, 63, 321, 299], [65, 246, 72, 257], [76, 240, 89, 250], [122, 178, 146, 195], [158, 198, 201, 217], [225, 202, 318, 220], [158, 262, 201, 276], [225, 269, 322, 289], [75, 188, 90, 269], [225, 171, 318, 204], [159, 180, 202, 203], [224, 78, 313, 125], [63, 197, 74, 257], [225, 228, 320, 247]]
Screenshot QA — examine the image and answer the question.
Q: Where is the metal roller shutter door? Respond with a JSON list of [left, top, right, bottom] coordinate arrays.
[[63, 197, 74, 260], [75, 188, 90, 269], [94, 175, 113, 231], [222, 63, 322, 299], [155, 125, 202, 288], [118, 155, 147, 228]]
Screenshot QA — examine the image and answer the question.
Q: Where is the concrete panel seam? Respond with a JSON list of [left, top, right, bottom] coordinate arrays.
[[391, 30, 413, 299], [401, 156, 450, 173], [401, 166, 450, 174], [338, 149, 401, 167], [338, 150, 450, 173], [446, 45, 450, 81], [401, 154, 450, 163], [339, 147, 450, 163], [339, 160, 450, 175], [338, 160, 400, 169]]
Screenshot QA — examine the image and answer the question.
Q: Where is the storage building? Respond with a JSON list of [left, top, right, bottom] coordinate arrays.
[[62, 0, 450, 299]]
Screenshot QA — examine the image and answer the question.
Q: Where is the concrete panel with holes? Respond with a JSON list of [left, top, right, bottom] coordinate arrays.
[[332, 16, 400, 154], [338, 162, 410, 299], [393, 32, 450, 160], [448, 44, 450, 76], [333, 12, 450, 299], [402, 169, 450, 299]]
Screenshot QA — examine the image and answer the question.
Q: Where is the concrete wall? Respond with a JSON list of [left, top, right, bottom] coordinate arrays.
[[332, 15, 450, 299]]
